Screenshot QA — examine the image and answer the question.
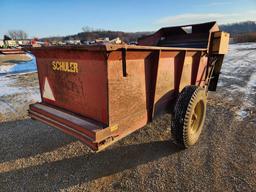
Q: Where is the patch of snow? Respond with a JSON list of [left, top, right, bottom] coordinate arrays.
[[26, 53, 34, 59], [236, 72, 256, 119], [217, 81, 224, 87], [0, 101, 16, 114], [235, 110, 249, 119], [0, 76, 24, 97], [0, 65, 15, 73]]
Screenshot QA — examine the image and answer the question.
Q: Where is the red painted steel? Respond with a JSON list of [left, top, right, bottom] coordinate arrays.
[[0, 48, 25, 54]]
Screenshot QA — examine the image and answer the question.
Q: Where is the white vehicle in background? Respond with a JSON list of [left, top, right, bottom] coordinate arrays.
[[65, 40, 81, 45], [5, 40, 17, 47], [0, 40, 4, 48]]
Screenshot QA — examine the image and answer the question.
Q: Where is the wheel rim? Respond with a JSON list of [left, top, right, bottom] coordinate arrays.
[[190, 100, 205, 134], [184, 91, 207, 147]]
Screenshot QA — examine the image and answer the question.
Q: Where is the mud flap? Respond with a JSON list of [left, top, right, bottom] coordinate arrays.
[[208, 55, 224, 91]]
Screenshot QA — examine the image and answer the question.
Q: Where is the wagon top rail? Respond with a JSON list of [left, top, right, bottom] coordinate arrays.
[[27, 43, 207, 52]]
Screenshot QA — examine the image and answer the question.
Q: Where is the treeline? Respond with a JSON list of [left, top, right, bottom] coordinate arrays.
[[220, 21, 256, 35], [220, 21, 256, 43], [232, 32, 256, 43]]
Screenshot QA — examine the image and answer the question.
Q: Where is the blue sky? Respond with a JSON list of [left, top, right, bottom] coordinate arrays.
[[1, 0, 256, 38]]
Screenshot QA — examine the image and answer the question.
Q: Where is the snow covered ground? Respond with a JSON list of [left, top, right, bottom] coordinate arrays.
[[0, 53, 40, 120], [0, 54, 37, 75], [0, 73, 40, 121], [217, 43, 256, 120]]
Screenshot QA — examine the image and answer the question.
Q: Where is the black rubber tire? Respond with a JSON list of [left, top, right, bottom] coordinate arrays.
[[171, 85, 207, 148]]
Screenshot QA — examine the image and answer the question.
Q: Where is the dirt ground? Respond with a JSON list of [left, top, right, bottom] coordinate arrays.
[[0, 43, 255, 192], [0, 54, 32, 66]]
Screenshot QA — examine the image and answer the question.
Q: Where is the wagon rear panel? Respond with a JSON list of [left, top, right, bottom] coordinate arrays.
[[33, 48, 108, 124]]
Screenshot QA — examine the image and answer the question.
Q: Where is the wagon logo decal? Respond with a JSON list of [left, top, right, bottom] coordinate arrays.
[[52, 61, 78, 73], [43, 77, 55, 101]]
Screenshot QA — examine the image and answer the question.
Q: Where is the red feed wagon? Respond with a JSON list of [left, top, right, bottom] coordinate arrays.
[[28, 22, 229, 151]]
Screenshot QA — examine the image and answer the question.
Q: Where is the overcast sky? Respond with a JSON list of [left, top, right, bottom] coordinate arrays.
[[1, 0, 256, 38]]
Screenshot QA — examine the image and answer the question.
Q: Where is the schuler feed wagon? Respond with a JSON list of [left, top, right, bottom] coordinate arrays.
[[28, 22, 229, 151]]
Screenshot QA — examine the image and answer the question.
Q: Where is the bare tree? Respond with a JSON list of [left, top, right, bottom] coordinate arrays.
[[82, 26, 94, 32], [81, 26, 107, 32], [7, 30, 28, 40]]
